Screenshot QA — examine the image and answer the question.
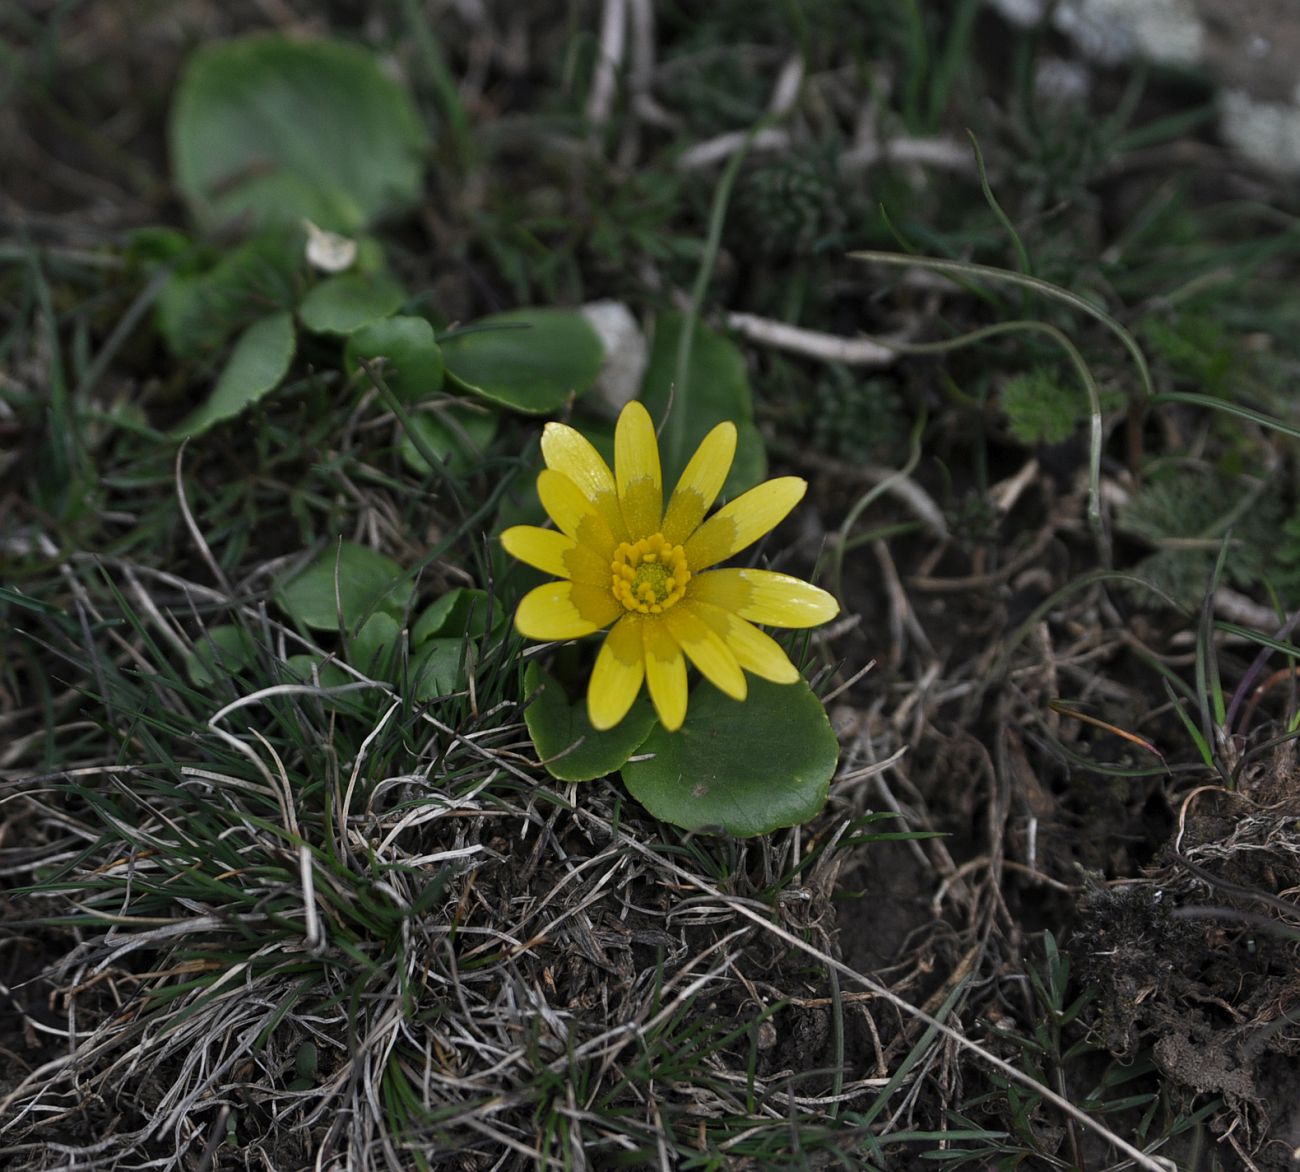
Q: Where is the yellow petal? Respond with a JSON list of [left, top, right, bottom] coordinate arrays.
[[537, 469, 616, 560], [588, 615, 646, 730], [541, 421, 614, 496], [682, 477, 806, 571], [516, 581, 621, 639], [689, 600, 800, 683], [665, 603, 746, 701], [642, 618, 687, 731], [688, 568, 839, 628], [563, 543, 618, 586], [615, 400, 662, 537], [502, 525, 613, 585], [501, 525, 575, 579], [541, 422, 628, 543], [661, 422, 738, 546]]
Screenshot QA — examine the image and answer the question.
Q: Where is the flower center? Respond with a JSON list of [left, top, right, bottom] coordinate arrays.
[[610, 533, 690, 614]]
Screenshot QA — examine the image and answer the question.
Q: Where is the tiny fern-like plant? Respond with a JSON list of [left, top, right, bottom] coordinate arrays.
[[1117, 470, 1286, 607]]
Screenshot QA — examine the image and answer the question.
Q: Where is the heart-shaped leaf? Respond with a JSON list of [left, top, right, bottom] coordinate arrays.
[[621, 676, 838, 836], [155, 230, 301, 359], [412, 588, 501, 644], [173, 310, 296, 437], [348, 611, 402, 676], [280, 654, 373, 716], [275, 541, 411, 631], [640, 313, 766, 496], [184, 625, 258, 687], [299, 273, 406, 336], [409, 637, 468, 700], [523, 662, 657, 782], [170, 35, 429, 233], [344, 315, 444, 402], [282, 654, 352, 690], [442, 309, 603, 413], [399, 407, 497, 476]]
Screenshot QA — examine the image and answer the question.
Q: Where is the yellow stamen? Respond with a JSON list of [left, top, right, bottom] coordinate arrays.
[[610, 534, 691, 614]]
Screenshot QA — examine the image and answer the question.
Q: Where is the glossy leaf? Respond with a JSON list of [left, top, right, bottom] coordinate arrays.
[[299, 273, 405, 336], [344, 315, 444, 402], [155, 230, 301, 359], [349, 611, 401, 676], [280, 654, 371, 716], [282, 654, 352, 689], [410, 638, 467, 700], [621, 675, 837, 836], [442, 309, 603, 414], [170, 35, 428, 233], [399, 407, 497, 477], [412, 588, 501, 644], [523, 662, 657, 782], [275, 541, 411, 631], [184, 625, 257, 687], [173, 311, 296, 437]]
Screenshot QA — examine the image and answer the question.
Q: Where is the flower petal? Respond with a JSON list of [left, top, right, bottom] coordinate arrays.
[[541, 422, 628, 543], [588, 615, 646, 730], [501, 525, 613, 585], [516, 581, 621, 639], [689, 600, 800, 683], [537, 469, 617, 560], [615, 400, 662, 537], [682, 477, 806, 571], [500, 525, 574, 579], [688, 568, 839, 628], [665, 602, 746, 701], [661, 422, 737, 546], [642, 618, 687, 731]]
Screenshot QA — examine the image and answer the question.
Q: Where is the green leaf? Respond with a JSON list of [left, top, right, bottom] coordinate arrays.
[[441, 309, 603, 413], [275, 541, 412, 631], [1001, 367, 1123, 447], [523, 662, 657, 783], [640, 313, 766, 496], [282, 654, 351, 689], [344, 315, 444, 402], [400, 407, 497, 476], [1140, 312, 1234, 394], [411, 588, 500, 644], [184, 625, 257, 687], [173, 311, 296, 437], [621, 676, 837, 836], [155, 231, 301, 359], [410, 638, 466, 700], [348, 611, 401, 675], [170, 34, 429, 233], [406, 589, 505, 699], [127, 226, 194, 269], [281, 654, 372, 716], [299, 273, 406, 336], [1001, 368, 1077, 446]]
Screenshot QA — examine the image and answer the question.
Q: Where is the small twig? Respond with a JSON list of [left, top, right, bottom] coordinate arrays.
[[676, 126, 789, 170], [768, 54, 804, 116], [585, 0, 627, 132], [874, 538, 934, 664], [175, 440, 232, 594], [627, 0, 674, 129], [840, 135, 973, 173], [724, 311, 900, 366]]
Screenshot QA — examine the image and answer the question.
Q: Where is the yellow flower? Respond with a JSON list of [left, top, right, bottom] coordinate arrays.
[[502, 401, 839, 732]]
